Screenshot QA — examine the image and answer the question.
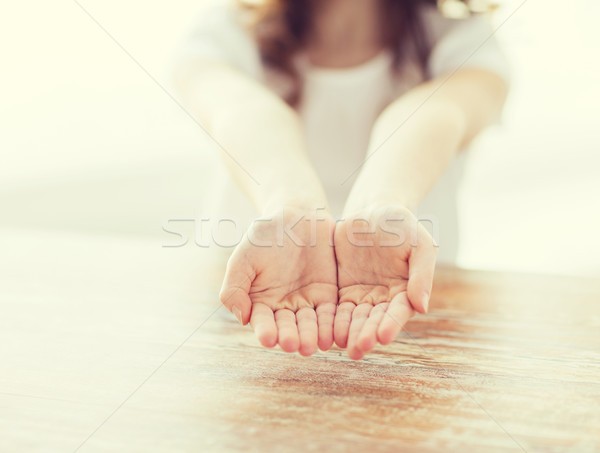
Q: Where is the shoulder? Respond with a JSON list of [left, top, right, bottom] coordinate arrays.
[[174, 0, 262, 79], [418, 4, 510, 82], [189, 0, 253, 42], [419, 3, 495, 44]]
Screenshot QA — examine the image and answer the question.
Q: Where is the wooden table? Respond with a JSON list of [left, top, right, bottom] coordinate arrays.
[[1, 228, 599, 452]]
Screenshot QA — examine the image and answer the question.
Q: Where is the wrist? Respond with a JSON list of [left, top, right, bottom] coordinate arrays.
[[255, 160, 329, 216], [260, 180, 329, 218], [261, 193, 330, 218], [343, 189, 415, 218]]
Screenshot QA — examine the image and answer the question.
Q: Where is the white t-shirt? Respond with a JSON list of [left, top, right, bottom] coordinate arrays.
[[174, 0, 509, 263]]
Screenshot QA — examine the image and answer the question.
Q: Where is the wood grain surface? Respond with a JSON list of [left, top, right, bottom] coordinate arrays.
[[1, 228, 599, 452]]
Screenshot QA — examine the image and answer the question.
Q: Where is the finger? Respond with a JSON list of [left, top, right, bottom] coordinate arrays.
[[275, 309, 299, 353], [296, 307, 318, 357], [377, 292, 414, 345], [356, 303, 389, 353], [333, 302, 356, 349], [316, 303, 336, 351], [250, 303, 277, 348], [219, 255, 254, 325], [347, 303, 373, 360], [407, 226, 437, 314]]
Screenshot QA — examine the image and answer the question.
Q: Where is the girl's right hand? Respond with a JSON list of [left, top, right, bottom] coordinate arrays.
[[219, 207, 338, 356]]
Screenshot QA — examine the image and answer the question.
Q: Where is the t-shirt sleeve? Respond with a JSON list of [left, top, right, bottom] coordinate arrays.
[[423, 7, 511, 83], [172, 0, 262, 79]]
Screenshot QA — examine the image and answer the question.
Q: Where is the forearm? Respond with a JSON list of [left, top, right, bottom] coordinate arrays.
[[344, 68, 508, 214], [345, 96, 465, 213], [175, 61, 328, 215], [213, 99, 328, 215]]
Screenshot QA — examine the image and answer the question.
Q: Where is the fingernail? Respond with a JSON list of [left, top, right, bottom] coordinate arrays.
[[422, 293, 430, 313], [232, 306, 243, 324]]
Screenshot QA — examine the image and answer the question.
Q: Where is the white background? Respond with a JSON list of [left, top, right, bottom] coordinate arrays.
[[1, 0, 599, 275]]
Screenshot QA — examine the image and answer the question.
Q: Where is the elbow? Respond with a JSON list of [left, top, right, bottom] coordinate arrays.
[[495, 72, 510, 117], [170, 58, 200, 103], [457, 69, 511, 146]]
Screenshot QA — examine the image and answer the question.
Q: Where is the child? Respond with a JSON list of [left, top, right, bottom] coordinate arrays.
[[173, 0, 509, 359]]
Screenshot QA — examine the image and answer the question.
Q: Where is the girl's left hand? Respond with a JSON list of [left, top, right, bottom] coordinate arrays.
[[333, 205, 437, 360]]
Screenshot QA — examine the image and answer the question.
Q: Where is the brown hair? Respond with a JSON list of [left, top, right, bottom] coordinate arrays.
[[237, 0, 479, 105]]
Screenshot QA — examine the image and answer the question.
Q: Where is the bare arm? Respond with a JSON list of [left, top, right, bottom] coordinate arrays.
[[331, 69, 508, 357], [175, 61, 338, 353], [174, 60, 328, 214], [344, 68, 509, 214]]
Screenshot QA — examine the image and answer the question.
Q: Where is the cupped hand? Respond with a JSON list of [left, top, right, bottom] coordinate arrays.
[[219, 207, 338, 356], [333, 205, 437, 360]]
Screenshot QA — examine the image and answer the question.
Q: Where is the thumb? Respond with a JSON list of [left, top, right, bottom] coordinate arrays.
[[219, 256, 254, 325], [407, 232, 437, 314]]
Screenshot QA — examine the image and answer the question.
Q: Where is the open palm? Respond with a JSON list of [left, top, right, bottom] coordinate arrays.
[[219, 208, 338, 356], [334, 205, 437, 360]]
